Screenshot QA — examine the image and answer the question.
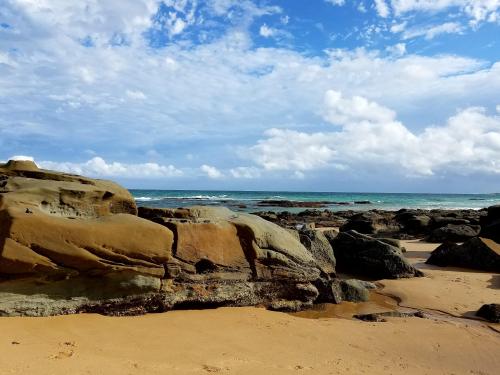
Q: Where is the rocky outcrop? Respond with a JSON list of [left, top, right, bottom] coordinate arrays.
[[254, 208, 486, 240], [427, 224, 481, 243], [330, 230, 423, 279], [426, 238, 500, 272], [339, 212, 400, 235], [298, 229, 336, 276], [0, 161, 326, 316], [480, 205, 500, 243], [476, 304, 500, 323]]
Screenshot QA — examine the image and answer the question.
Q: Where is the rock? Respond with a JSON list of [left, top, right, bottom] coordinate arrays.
[[427, 224, 481, 243], [0, 161, 327, 316], [330, 230, 423, 279], [426, 238, 500, 272], [299, 229, 336, 275], [480, 205, 500, 243], [476, 304, 500, 323], [0, 160, 137, 217], [340, 211, 399, 235], [394, 211, 431, 234], [354, 311, 425, 322], [322, 228, 339, 243], [314, 278, 376, 303], [336, 279, 376, 302], [256, 200, 329, 208]]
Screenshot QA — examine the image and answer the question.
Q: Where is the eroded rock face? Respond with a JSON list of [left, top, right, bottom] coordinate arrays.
[[0, 161, 325, 316], [0, 160, 137, 217], [299, 229, 336, 276]]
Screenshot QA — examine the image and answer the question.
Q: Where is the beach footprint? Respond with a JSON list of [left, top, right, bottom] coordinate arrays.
[[50, 341, 77, 360]]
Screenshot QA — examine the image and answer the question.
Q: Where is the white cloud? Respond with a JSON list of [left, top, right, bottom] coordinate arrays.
[[389, 0, 500, 26], [375, 0, 391, 17], [8, 155, 35, 162], [126, 90, 147, 100], [324, 90, 396, 125], [1, 0, 500, 189], [200, 164, 224, 179], [38, 157, 183, 178], [403, 22, 464, 40], [325, 0, 346, 5], [390, 21, 407, 33], [246, 92, 500, 177], [259, 24, 275, 37], [386, 42, 406, 56], [229, 166, 261, 179]]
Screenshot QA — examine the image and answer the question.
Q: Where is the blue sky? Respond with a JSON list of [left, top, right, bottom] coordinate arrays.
[[1, 0, 500, 192]]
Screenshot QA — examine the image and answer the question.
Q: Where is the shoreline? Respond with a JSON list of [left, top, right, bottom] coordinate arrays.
[[1, 239, 498, 375]]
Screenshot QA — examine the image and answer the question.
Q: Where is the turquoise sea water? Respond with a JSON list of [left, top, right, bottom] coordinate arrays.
[[130, 190, 500, 212]]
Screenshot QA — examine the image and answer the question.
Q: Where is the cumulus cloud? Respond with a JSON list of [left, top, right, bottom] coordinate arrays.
[[200, 164, 224, 179], [246, 92, 500, 177], [1, 0, 500, 189], [38, 157, 183, 178], [323, 90, 396, 125]]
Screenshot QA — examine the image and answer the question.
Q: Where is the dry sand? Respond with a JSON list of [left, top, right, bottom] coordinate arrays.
[[1, 240, 499, 375]]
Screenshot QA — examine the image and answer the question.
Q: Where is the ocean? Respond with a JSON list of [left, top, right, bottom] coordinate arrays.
[[130, 190, 500, 212]]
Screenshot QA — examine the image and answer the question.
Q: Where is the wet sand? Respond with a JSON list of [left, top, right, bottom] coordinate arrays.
[[1, 240, 499, 375]]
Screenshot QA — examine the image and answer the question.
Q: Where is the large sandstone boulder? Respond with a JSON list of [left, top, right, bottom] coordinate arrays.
[[426, 237, 500, 272], [0, 161, 325, 315], [330, 230, 423, 279], [0, 160, 137, 217]]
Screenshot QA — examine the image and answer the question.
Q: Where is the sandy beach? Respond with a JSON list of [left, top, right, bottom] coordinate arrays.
[[1, 240, 498, 375]]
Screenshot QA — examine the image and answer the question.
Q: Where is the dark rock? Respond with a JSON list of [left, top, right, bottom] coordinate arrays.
[[337, 279, 376, 302], [331, 230, 423, 279], [314, 278, 376, 303], [426, 237, 500, 272], [340, 212, 399, 235], [354, 310, 425, 322], [480, 205, 500, 243], [431, 216, 471, 227], [257, 200, 328, 208], [427, 224, 481, 243], [476, 304, 500, 323], [323, 228, 339, 243]]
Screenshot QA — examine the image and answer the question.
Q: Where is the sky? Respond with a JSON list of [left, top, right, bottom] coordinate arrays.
[[1, 0, 500, 193]]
